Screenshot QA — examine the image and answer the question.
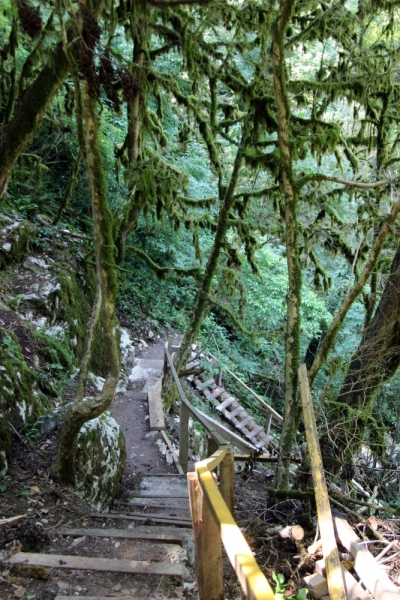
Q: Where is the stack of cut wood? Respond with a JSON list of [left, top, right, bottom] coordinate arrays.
[[187, 364, 274, 453]]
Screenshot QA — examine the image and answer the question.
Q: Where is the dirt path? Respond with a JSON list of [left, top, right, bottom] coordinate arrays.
[[111, 334, 183, 496]]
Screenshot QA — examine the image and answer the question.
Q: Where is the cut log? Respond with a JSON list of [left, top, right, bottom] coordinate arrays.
[[279, 525, 305, 542], [50, 528, 183, 545], [9, 553, 184, 577], [333, 508, 400, 600]]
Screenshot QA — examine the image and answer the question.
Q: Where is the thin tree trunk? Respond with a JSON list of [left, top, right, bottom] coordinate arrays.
[[320, 243, 400, 472], [53, 153, 81, 225], [165, 130, 248, 401], [272, 0, 301, 489], [115, 31, 145, 266]]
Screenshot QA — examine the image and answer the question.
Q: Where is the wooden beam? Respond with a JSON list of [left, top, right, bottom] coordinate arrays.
[[298, 364, 346, 600], [9, 552, 184, 577], [179, 401, 189, 474], [220, 450, 234, 517], [50, 528, 183, 545], [333, 509, 400, 600]]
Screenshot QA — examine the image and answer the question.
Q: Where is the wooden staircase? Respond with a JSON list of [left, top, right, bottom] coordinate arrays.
[[7, 476, 194, 597]]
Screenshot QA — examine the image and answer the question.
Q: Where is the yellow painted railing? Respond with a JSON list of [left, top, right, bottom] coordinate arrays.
[[164, 348, 275, 600]]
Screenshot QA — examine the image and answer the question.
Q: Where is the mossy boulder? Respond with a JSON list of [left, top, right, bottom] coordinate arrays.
[[75, 411, 126, 510], [0, 219, 36, 270]]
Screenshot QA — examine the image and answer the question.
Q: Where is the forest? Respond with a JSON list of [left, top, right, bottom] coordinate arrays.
[[0, 0, 399, 509]]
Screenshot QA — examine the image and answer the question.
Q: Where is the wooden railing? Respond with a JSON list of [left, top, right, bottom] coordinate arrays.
[[164, 348, 276, 600]]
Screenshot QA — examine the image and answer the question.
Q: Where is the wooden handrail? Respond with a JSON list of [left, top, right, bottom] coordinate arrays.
[[164, 348, 276, 599], [208, 352, 283, 423], [193, 447, 275, 600]]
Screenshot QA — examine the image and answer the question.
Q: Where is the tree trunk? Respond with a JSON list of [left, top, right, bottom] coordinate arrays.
[[115, 31, 145, 266], [164, 130, 247, 404], [0, 42, 68, 201], [272, 0, 301, 489], [53, 4, 119, 485], [320, 243, 400, 472]]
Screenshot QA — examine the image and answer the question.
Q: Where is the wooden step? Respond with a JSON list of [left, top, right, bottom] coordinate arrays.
[[9, 552, 185, 577], [51, 528, 184, 545], [247, 425, 265, 441], [236, 415, 255, 430], [216, 396, 235, 411], [110, 510, 191, 523], [196, 378, 215, 391], [210, 387, 225, 399], [90, 513, 192, 527], [227, 405, 246, 420]]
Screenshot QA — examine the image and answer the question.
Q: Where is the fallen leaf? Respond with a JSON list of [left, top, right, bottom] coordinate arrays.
[[121, 590, 130, 595], [114, 541, 120, 548], [30, 485, 40, 495], [25, 347, 31, 353], [40, 508, 49, 514], [112, 584, 122, 592], [2, 570, 10, 577], [14, 586, 26, 598], [369, 515, 378, 531], [73, 571, 85, 580]]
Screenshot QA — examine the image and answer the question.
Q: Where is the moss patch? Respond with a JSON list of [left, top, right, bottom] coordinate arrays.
[[0, 220, 36, 270]]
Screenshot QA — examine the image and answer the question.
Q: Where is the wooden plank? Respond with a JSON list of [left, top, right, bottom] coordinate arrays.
[[9, 552, 184, 577], [111, 510, 191, 523], [236, 415, 254, 430], [216, 396, 235, 411], [333, 509, 400, 600], [89, 513, 192, 527], [179, 402, 189, 474], [125, 391, 148, 401], [160, 429, 185, 475], [315, 558, 370, 600], [50, 528, 183, 545], [197, 378, 215, 391], [247, 425, 265, 441], [115, 500, 189, 510], [227, 405, 246, 420], [148, 375, 165, 430], [210, 387, 225, 399], [298, 364, 345, 600]]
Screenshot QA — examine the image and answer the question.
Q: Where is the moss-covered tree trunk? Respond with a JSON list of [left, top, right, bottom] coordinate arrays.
[[272, 0, 301, 489], [320, 243, 400, 473], [53, 3, 119, 485], [0, 43, 68, 201], [115, 27, 146, 266], [166, 133, 247, 399]]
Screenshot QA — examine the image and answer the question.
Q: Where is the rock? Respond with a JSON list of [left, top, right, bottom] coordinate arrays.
[[120, 328, 136, 370], [147, 330, 154, 339], [128, 366, 149, 381], [24, 256, 50, 274], [87, 372, 106, 391], [0, 220, 35, 269], [75, 411, 126, 510], [139, 338, 148, 349]]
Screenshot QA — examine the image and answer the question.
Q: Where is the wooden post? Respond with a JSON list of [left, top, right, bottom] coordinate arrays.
[[220, 449, 234, 517], [179, 402, 189, 474], [298, 364, 346, 600], [163, 335, 173, 382], [188, 472, 224, 600], [208, 435, 219, 474], [218, 368, 223, 387], [265, 413, 272, 436]]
